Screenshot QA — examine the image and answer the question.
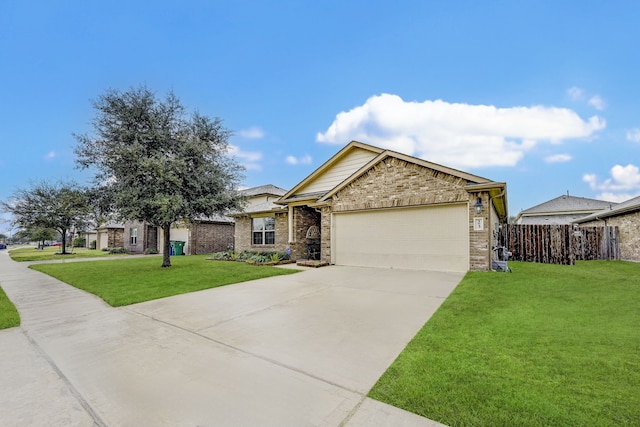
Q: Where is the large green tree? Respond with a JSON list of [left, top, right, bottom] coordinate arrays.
[[2, 181, 90, 254], [75, 86, 244, 267]]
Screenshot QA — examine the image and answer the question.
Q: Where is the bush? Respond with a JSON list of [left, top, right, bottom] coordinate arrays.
[[144, 248, 159, 255], [102, 247, 129, 254], [90, 240, 97, 250], [73, 237, 86, 247], [209, 250, 290, 264]]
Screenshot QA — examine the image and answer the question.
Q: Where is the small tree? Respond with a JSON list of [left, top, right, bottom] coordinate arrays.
[[75, 86, 245, 267], [24, 226, 58, 249], [2, 181, 90, 254]]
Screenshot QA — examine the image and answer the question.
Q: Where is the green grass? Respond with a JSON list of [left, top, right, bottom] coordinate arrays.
[[369, 261, 640, 427], [30, 255, 300, 306], [9, 246, 119, 262], [0, 285, 20, 329]]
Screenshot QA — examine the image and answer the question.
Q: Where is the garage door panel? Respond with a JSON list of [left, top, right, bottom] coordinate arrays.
[[333, 205, 468, 272]]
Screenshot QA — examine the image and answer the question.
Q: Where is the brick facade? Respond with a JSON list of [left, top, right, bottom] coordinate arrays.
[[288, 206, 321, 260], [234, 156, 502, 271], [190, 222, 235, 254], [580, 210, 640, 261], [332, 157, 469, 212], [234, 212, 289, 254], [467, 191, 494, 271], [106, 228, 124, 248]]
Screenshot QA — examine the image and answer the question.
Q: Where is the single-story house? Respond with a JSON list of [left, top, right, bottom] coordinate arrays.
[[122, 216, 235, 255], [516, 194, 616, 224], [233, 141, 508, 272], [574, 195, 640, 261]]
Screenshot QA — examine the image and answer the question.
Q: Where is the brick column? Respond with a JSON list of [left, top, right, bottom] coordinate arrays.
[[469, 192, 491, 271]]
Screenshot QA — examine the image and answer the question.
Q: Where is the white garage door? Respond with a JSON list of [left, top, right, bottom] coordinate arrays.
[[332, 204, 469, 272]]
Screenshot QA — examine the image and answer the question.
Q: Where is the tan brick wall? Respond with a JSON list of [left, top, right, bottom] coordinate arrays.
[[234, 213, 289, 254], [234, 216, 251, 252], [332, 157, 469, 212], [321, 206, 332, 263], [468, 192, 491, 271], [580, 211, 640, 261]]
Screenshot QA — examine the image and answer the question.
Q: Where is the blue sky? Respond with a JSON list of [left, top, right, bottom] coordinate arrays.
[[2, 1, 639, 234]]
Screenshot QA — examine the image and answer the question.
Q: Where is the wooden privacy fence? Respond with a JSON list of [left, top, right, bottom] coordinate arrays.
[[499, 224, 620, 265]]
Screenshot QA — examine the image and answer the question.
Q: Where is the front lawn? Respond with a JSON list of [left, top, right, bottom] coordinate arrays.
[[0, 285, 20, 329], [30, 255, 300, 306], [369, 261, 640, 427], [9, 246, 120, 262]]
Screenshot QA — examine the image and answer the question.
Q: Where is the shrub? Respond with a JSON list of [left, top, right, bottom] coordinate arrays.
[[144, 248, 158, 255], [103, 247, 129, 254], [90, 240, 97, 250], [209, 250, 291, 264], [73, 237, 86, 247]]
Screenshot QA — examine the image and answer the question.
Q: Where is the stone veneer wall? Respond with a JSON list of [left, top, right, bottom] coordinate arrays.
[[332, 157, 469, 212], [190, 222, 235, 254], [580, 210, 640, 261], [289, 206, 321, 260], [107, 229, 124, 248]]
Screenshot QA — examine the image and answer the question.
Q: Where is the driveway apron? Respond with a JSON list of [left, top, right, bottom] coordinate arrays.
[[0, 250, 460, 426]]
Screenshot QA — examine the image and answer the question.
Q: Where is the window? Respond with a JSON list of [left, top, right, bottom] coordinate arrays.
[[130, 228, 138, 245], [252, 217, 275, 245]]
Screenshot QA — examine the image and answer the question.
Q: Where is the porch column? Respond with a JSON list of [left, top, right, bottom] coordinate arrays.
[[288, 205, 294, 243]]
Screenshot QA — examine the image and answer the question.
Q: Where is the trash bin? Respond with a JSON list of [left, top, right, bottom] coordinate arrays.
[[170, 241, 186, 256]]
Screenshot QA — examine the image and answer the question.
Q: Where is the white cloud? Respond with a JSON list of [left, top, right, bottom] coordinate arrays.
[[588, 95, 606, 111], [595, 192, 638, 203], [228, 144, 263, 170], [626, 128, 640, 142], [583, 164, 640, 200], [567, 86, 584, 101], [237, 127, 264, 139], [317, 93, 605, 169], [44, 151, 56, 160], [545, 153, 572, 163], [285, 155, 312, 165]]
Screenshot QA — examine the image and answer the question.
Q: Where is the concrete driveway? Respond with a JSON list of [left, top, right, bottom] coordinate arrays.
[[0, 251, 461, 426]]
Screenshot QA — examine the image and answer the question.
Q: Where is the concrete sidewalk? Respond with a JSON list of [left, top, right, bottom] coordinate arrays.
[[0, 250, 458, 426]]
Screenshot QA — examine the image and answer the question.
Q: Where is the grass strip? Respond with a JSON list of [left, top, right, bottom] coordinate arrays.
[[0, 285, 20, 329], [30, 255, 300, 307], [369, 261, 640, 427], [9, 246, 118, 262]]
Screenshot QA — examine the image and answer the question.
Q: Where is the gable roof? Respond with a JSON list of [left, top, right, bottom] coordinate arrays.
[[317, 149, 493, 204], [239, 184, 286, 198], [277, 141, 384, 204], [520, 195, 615, 215], [574, 195, 640, 223], [278, 140, 493, 205]]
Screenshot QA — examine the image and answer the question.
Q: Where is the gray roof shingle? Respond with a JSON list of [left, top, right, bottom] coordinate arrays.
[[521, 195, 616, 214]]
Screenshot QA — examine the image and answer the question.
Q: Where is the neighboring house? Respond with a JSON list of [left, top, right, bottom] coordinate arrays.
[[574, 195, 640, 261], [96, 222, 125, 250], [230, 184, 287, 249], [516, 194, 616, 225], [233, 141, 508, 272], [81, 229, 98, 248], [123, 216, 235, 255]]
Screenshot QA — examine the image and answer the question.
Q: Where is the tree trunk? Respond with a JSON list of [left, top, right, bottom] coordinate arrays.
[[60, 229, 67, 254], [162, 224, 172, 268]]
